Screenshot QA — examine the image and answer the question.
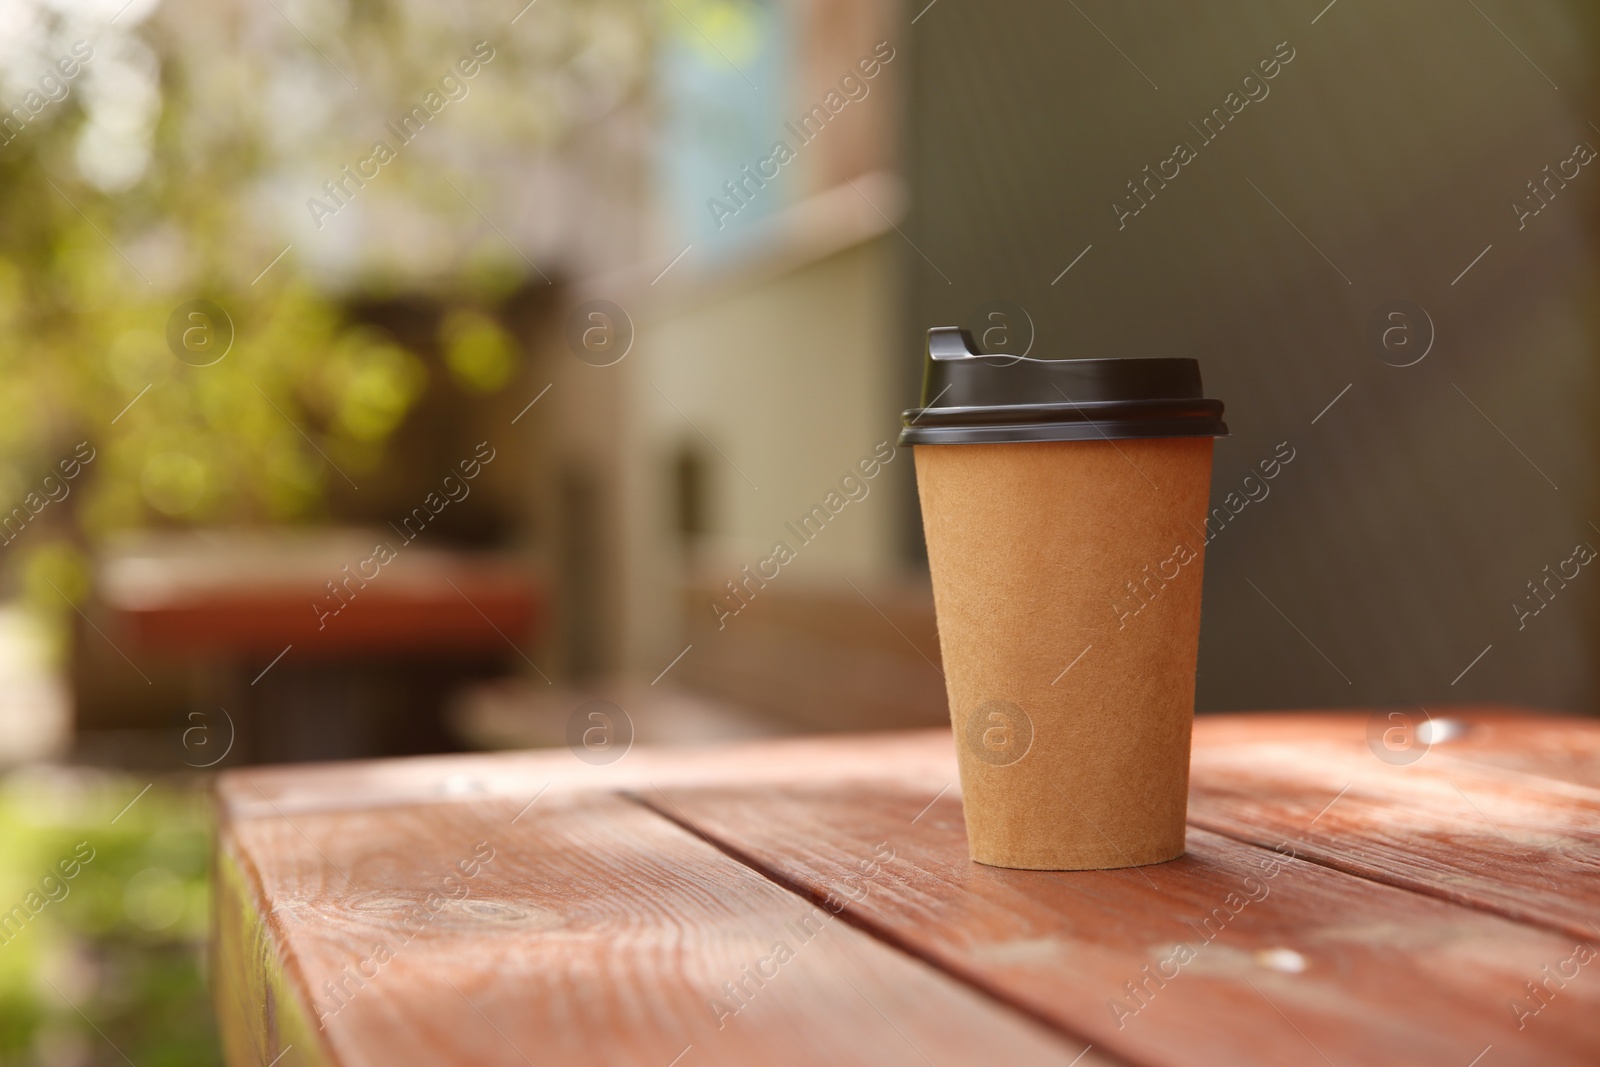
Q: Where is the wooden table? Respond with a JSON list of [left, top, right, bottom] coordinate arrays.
[[214, 709, 1600, 1066]]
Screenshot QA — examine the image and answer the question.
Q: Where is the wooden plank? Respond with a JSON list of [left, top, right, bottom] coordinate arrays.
[[217, 710, 1589, 821], [1191, 708, 1600, 791], [1189, 713, 1600, 941], [216, 729, 957, 820], [1443, 716, 1600, 790], [648, 779, 1600, 1067], [214, 838, 335, 1067], [216, 788, 1098, 1067]]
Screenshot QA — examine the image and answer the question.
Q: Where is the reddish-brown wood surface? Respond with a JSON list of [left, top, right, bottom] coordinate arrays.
[[1192, 709, 1600, 790], [1187, 711, 1600, 941], [217, 710, 1600, 1066], [647, 784, 1599, 1067], [217, 789, 1092, 1067], [216, 729, 957, 819]]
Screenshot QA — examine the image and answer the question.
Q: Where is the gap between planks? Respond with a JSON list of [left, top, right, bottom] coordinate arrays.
[[1187, 731, 1600, 945], [635, 780, 1594, 1062], [626, 789, 1133, 1066], [1186, 810, 1593, 946]]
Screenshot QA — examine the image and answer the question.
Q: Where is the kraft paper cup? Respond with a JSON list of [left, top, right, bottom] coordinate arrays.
[[901, 327, 1227, 870]]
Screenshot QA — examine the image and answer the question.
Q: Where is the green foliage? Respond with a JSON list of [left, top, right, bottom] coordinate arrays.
[[0, 771, 217, 1066], [0, 0, 656, 614], [442, 310, 516, 394], [0, 2, 659, 1062]]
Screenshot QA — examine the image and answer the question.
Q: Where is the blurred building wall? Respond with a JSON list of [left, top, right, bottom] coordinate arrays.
[[543, 0, 910, 685], [900, 0, 1600, 713], [624, 196, 904, 675]]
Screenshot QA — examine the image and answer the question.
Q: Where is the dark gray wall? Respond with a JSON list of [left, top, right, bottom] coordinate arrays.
[[899, 0, 1600, 713]]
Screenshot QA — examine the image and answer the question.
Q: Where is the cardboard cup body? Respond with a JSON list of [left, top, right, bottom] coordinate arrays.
[[914, 437, 1215, 870]]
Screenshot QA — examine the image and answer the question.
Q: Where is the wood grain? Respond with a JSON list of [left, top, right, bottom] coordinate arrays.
[[216, 728, 958, 820], [1188, 713, 1600, 941], [1192, 708, 1600, 790], [217, 711, 1595, 823], [215, 838, 334, 1067], [216, 789, 1099, 1067], [218, 710, 1600, 1066], [647, 779, 1600, 1067]]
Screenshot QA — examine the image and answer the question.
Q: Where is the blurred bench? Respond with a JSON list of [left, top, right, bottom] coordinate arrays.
[[87, 531, 542, 763]]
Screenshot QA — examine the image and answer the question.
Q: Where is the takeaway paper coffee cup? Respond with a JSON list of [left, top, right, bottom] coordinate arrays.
[[901, 327, 1227, 870]]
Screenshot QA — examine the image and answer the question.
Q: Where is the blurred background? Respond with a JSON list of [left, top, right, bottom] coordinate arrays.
[[0, 0, 1595, 1061]]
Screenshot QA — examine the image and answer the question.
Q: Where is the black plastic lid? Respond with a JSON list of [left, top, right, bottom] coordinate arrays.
[[899, 327, 1228, 445]]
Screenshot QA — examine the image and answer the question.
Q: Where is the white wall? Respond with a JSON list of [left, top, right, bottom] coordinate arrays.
[[618, 222, 904, 675]]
